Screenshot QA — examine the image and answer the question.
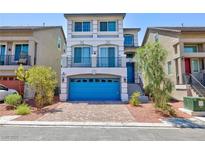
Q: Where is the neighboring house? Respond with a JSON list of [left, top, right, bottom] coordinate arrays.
[[142, 27, 205, 100], [60, 13, 141, 102], [0, 26, 66, 95]]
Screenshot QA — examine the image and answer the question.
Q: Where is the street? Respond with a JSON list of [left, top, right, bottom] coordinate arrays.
[[0, 125, 205, 141]]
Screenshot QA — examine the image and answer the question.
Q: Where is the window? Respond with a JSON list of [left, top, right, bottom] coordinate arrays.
[[167, 61, 172, 74], [74, 22, 91, 32], [98, 47, 115, 67], [14, 44, 29, 60], [100, 21, 116, 32], [57, 36, 61, 50], [124, 34, 134, 47], [191, 59, 199, 73], [126, 53, 134, 58], [184, 45, 198, 53], [73, 46, 91, 65]]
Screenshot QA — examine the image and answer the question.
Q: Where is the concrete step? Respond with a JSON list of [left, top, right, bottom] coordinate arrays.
[[138, 95, 149, 103]]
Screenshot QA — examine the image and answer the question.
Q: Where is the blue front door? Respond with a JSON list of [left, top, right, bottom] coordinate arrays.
[[126, 62, 135, 83], [69, 78, 120, 101]]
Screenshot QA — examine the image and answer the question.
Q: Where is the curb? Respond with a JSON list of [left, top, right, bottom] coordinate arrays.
[[0, 121, 174, 128]]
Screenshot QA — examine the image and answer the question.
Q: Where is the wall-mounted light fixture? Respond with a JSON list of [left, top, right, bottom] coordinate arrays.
[[62, 72, 65, 83], [123, 77, 127, 83]]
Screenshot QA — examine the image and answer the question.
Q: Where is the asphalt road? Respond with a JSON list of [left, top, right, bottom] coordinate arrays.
[[0, 125, 205, 141]]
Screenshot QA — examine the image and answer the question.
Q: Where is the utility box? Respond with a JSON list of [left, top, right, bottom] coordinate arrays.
[[183, 97, 205, 111]]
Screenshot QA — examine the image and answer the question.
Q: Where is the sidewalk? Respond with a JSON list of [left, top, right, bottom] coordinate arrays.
[[1, 115, 205, 128]]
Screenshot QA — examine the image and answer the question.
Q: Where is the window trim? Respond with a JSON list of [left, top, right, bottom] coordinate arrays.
[[74, 21, 91, 32], [99, 21, 117, 32]]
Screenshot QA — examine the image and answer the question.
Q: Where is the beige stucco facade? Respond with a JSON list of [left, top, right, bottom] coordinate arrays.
[[143, 28, 205, 100], [0, 27, 66, 92]]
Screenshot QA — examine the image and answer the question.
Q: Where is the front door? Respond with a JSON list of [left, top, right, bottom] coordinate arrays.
[[126, 62, 135, 83], [185, 58, 191, 75]]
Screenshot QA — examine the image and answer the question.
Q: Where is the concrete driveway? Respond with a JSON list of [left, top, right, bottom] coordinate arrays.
[[38, 102, 136, 122]]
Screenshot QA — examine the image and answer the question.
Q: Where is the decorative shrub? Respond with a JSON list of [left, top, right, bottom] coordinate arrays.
[[4, 94, 22, 108], [15, 103, 31, 115], [129, 92, 141, 106]]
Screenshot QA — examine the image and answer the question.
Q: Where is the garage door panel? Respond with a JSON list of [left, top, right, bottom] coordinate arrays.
[[69, 78, 120, 101]]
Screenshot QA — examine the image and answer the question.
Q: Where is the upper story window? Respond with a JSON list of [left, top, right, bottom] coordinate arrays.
[[100, 21, 116, 32], [73, 46, 91, 66], [15, 44, 29, 60], [124, 34, 134, 47], [0, 45, 6, 55], [74, 22, 91, 32], [184, 45, 198, 53], [167, 61, 172, 75]]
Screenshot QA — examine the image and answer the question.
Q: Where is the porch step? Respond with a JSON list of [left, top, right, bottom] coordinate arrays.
[[128, 83, 149, 103], [128, 83, 144, 96]]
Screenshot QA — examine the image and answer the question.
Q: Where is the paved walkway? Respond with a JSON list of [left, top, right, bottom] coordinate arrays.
[[38, 102, 136, 122]]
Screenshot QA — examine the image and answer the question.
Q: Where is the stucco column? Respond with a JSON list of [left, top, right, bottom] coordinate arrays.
[[28, 40, 35, 65], [121, 76, 128, 102], [60, 70, 68, 102], [93, 20, 97, 38], [178, 57, 184, 84], [91, 54, 97, 67]]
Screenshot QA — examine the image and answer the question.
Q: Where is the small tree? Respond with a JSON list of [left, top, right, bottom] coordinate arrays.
[[15, 64, 29, 95], [137, 42, 175, 116], [26, 66, 57, 109]]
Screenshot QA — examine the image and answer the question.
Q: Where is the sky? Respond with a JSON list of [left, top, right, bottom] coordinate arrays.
[[1, 13, 205, 45]]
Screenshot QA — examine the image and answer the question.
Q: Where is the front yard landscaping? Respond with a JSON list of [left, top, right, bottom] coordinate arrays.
[[0, 99, 191, 123]]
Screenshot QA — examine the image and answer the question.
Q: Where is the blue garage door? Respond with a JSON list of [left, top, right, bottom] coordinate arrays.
[[69, 78, 120, 101]]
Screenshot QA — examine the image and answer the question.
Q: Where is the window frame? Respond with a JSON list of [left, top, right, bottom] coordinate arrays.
[[14, 43, 29, 61], [99, 21, 117, 32], [124, 34, 134, 47], [73, 46, 91, 65], [74, 21, 91, 32], [191, 59, 200, 73], [184, 45, 198, 53], [167, 61, 172, 75]]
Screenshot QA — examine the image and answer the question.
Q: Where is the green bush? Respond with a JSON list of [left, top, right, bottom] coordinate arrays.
[[15, 103, 31, 115], [129, 92, 141, 106], [4, 94, 22, 107]]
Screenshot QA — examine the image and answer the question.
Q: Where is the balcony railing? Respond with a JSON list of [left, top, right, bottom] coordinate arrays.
[[0, 55, 31, 65], [97, 57, 122, 67], [62, 56, 125, 68]]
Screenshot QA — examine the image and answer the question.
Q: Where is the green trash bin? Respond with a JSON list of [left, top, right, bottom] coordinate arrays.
[[183, 97, 205, 111]]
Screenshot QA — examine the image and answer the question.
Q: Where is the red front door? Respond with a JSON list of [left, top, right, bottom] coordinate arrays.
[[185, 58, 191, 74]]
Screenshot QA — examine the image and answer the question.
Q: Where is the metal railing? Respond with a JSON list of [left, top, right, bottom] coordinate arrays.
[[62, 56, 124, 68], [97, 57, 122, 67], [0, 55, 31, 65], [183, 73, 205, 97]]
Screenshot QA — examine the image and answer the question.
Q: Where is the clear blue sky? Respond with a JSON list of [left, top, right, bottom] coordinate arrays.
[[1, 13, 205, 45]]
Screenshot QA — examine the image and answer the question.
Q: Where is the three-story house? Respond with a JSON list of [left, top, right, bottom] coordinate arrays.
[[60, 13, 140, 102]]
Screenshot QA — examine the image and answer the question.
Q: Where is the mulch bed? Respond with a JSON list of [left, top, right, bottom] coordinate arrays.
[[0, 96, 62, 121], [0, 104, 16, 116], [127, 101, 191, 123], [14, 102, 62, 121]]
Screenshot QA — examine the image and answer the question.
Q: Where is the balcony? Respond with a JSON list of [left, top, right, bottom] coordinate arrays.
[[183, 51, 205, 58], [62, 56, 125, 68], [0, 55, 31, 65]]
